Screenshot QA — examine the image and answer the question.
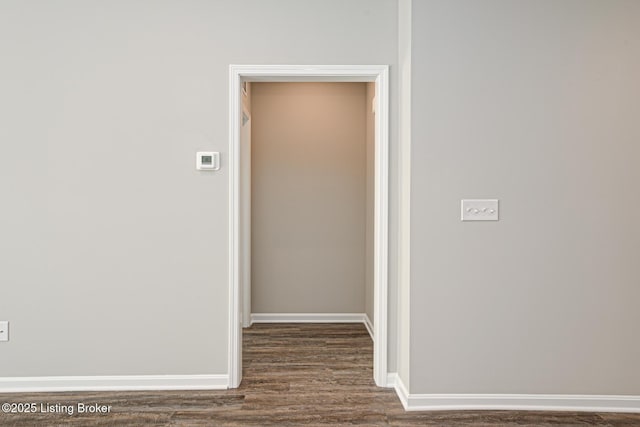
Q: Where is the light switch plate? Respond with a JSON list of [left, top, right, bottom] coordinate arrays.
[[196, 152, 220, 171], [461, 199, 499, 221], [0, 321, 8, 342]]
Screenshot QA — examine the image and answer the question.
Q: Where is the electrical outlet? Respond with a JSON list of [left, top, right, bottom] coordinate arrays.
[[0, 321, 8, 342]]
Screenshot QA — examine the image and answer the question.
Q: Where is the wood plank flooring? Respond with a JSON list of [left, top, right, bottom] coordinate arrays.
[[1, 323, 638, 426]]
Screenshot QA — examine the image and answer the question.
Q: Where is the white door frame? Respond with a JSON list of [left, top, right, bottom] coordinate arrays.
[[228, 65, 389, 388]]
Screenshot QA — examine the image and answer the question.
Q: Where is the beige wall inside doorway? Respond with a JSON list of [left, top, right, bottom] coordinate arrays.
[[250, 82, 372, 314]]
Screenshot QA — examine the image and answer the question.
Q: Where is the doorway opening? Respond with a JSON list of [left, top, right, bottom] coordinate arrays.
[[228, 65, 389, 389]]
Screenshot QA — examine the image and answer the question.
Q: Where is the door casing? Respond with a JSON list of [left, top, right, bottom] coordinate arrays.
[[228, 65, 390, 388]]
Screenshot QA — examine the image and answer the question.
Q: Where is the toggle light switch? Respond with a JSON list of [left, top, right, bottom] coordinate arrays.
[[461, 199, 499, 221], [196, 152, 220, 171]]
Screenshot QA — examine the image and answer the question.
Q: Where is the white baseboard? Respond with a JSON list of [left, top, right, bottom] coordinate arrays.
[[0, 374, 229, 393], [386, 372, 398, 387], [388, 373, 640, 413], [249, 313, 374, 341], [250, 313, 366, 324], [363, 314, 374, 341], [389, 373, 410, 409]]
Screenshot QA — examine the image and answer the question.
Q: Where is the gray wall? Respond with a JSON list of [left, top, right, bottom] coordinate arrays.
[[410, 0, 640, 394], [250, 83, 367, 314], [365, 82, 375, 324], [397, 0, 412, 389], [0, 0, 398, 377]]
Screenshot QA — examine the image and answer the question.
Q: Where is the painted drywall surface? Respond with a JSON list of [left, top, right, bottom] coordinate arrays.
[[0, 0, 398, 377], [251, 83, 367, 314], [410, 0, 640, 394], [365, 82, 375, 324], [397, 0, 412, 389]]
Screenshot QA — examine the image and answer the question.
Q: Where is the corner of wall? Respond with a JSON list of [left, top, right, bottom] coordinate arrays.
[[397, 0, 412, 393]]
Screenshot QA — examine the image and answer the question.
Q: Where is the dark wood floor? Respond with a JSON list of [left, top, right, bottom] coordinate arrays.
[[1, 323, 639, 426]]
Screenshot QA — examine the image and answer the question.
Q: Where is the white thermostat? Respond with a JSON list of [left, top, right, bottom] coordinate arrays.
[[196, 152, 220, 171]]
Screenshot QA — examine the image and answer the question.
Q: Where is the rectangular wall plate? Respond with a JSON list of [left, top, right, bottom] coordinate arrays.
[[196, 152, 220, 171], [461, 199, 499, 221], [0, 321, 8, 342]]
